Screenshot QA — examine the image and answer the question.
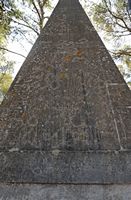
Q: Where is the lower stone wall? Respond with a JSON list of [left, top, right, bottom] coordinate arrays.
[[1, 151, 131, 183], [0, 184, 131, 199]]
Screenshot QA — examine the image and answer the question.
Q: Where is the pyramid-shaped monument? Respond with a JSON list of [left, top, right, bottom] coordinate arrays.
[[0, 0, 131, 198]]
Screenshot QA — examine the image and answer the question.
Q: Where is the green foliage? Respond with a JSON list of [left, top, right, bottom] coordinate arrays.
[[0, 56, 14, 103], [0, 0, 22, 43], [0, 0, 53, 103], [19, 0, 51, 34], [91, 0, 130, 37], [0, 0, 52, 102], [0, 73, 12, 99], [0, 0, 17, 102]]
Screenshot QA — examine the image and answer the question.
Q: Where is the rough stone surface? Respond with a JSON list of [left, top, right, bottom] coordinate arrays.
[[0, 0, 131, 197], [0, 0, 130, 151], [0, 151, 131, 183], [0, 184, 131, 200]]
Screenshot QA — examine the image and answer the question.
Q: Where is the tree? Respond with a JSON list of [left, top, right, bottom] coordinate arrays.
[[0, 0, 22, 44], [8, 0, 52, 45], [0, 0, 52, 56], [22, 0, 51, 33], [0, 0, 52, 102], [88, 0, 131, 84], [0, 0, 18, 102]]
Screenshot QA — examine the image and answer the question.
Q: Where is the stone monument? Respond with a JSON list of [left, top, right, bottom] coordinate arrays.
[[0, 0, 131, 199]]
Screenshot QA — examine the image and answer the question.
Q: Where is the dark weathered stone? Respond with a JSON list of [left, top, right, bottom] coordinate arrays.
[[0, 0, 130, 152], [0, 184, 131, 200], [0, 151, 131, 183], [0, 0, 131, 198]]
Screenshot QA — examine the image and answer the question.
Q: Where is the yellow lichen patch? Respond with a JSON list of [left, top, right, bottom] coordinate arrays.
[[79, 133, 86, 140], [47, 66, 53, 72], [64, 55, 72, 62], [59, 72, 67, 80]]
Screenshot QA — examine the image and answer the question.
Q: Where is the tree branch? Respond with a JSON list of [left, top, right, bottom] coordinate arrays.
[[103, 0, 131, 33], [110, 50, 131, 57], [32, 0, 41, 22], [12, 19, 40, 36], [0, 47, 26, 58]]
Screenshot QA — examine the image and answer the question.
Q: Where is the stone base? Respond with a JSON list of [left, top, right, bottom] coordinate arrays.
[[0, 150, 131, 183], [0, 184, 131, 199]]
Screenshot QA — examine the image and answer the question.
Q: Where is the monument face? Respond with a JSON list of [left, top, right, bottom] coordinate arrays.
[[0, 0, 131, 199]]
